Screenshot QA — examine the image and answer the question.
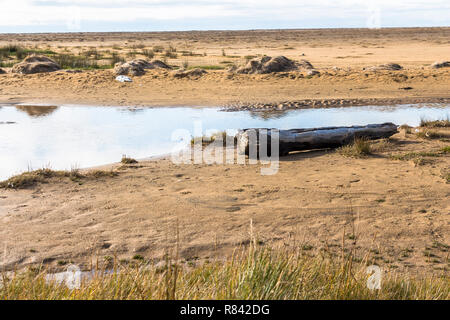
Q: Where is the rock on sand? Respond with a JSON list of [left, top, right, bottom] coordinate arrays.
[[171, 68, 207, 78], [0, 68, 6, 74], [431, 61, 450, 69], [235, 56, 308, 74], [114, 59, 171, 76], [11, 55, 61, 74], [367, 63, 403, 71]]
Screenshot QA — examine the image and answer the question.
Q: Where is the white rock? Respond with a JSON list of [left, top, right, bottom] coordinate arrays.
[[115, 75, 132, 82]]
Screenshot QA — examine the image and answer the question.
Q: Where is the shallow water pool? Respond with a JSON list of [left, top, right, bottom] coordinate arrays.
[[0, 103, 448, 180]]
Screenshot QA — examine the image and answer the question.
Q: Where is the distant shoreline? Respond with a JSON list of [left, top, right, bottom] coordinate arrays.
[[1, 26, 449, 36]]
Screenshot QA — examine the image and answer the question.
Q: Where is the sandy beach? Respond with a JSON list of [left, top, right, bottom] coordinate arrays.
[[0, 27, 449, 275]]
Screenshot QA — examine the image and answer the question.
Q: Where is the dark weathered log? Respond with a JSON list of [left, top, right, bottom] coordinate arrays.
[[237, 122, 398, 156]]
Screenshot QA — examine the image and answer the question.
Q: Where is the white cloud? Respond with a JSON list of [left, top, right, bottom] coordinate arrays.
[[0, 0, 448, 30]]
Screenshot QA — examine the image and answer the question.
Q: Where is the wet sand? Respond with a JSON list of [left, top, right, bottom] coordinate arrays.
[[1, 128, 449, 274]]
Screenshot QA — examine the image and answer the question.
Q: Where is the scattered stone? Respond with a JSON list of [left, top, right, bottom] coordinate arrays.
[[226, 206, 241, 212], [235, 56, 303, 74], [368, 63, 403, 71], [11, 55, 61, 74], [0, 68, 6, 74], [114, 59, 171, 76], [307, 69, 320, 76], [172, 68, 207, 78], [431, 61, 450, 69]]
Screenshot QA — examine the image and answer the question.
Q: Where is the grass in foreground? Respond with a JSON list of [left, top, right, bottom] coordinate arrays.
[[1, 246, 448, 300]]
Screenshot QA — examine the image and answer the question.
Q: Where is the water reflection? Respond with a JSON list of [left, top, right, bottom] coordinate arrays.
[[248, 110, 290, 120], [0, 103, 448, 180], [118, 107, 145, 114], [15, 105, 59, 118]]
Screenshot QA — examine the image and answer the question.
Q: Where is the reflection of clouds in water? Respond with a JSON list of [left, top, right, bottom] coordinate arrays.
[[0, 104, 449, 180], [1, 106, 179, 179]]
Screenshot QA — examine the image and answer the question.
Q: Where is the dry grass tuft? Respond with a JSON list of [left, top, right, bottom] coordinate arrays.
[[121, 155, 138, 164], [0, 168, 59, 189], [390, 147, 449, 161], [337, 138, 372, 158], [415, 130, 449, 140], [370, 138, 394, 153], [420, 117, 450, 128], [0, 168, 118, 189]]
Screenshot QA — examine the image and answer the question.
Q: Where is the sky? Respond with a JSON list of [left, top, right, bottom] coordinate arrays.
[[0, 0, 448, 33]]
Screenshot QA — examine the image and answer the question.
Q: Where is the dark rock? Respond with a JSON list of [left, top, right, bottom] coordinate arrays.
[[431, 61, 450, 69], [235, 56, 305, 74]]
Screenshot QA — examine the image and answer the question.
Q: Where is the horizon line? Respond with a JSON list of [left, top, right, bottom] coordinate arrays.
[[1, 25, 449, 36]]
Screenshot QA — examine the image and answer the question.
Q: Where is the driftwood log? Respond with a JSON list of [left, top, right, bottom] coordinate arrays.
[[237, 122, 398, 156]]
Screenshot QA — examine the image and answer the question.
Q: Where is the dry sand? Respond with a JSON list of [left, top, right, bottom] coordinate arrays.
[[0, 28, 449, 274], [0, 27, 449, 106]]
